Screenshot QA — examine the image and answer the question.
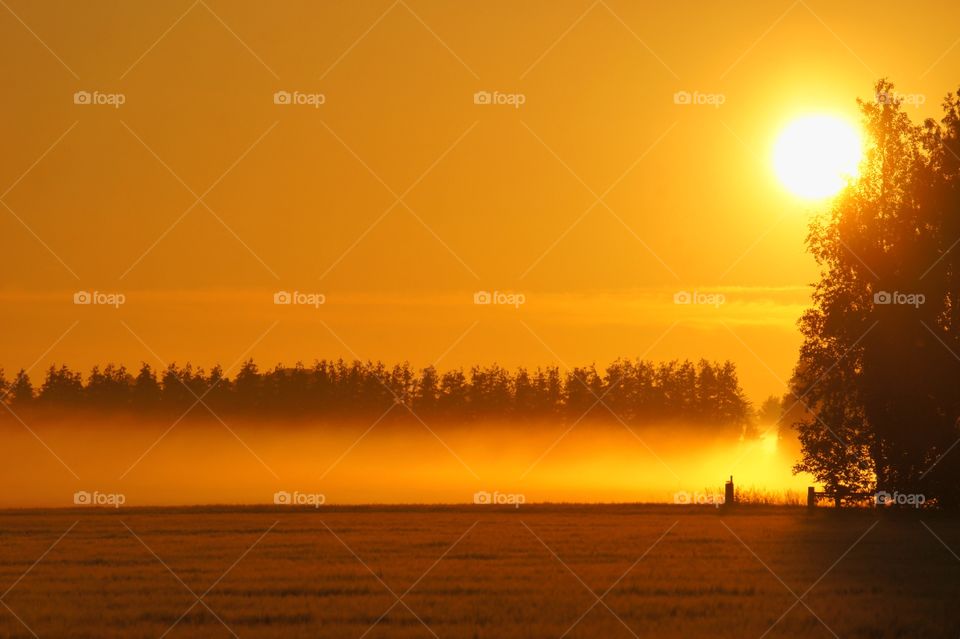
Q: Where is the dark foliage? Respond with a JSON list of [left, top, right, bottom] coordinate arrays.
[[791, 80, 960, 506], [0, 358, 751, 427]]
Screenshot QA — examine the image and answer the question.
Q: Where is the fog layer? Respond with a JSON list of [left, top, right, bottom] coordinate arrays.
[[1, 416, 810, 507]]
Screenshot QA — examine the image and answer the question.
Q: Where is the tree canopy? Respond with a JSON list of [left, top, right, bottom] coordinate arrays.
[[791, 79, 960, 506], [0, 357, 751, 428]]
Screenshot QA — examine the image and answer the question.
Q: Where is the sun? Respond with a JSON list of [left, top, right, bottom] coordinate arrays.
[[773, 115, 863, 199]]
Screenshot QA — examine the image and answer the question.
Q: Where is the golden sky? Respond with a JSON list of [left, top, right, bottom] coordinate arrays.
[[2, 0, 959, 402]]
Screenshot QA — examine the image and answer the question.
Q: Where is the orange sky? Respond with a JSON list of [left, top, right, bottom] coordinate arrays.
[[2, 0, 959, 402]]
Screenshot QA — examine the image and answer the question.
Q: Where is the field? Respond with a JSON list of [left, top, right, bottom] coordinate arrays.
[[0, 505, 958, 638]]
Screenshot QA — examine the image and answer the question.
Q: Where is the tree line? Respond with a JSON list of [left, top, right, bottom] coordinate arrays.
[[0, 358, 752, 427], [790, 79, 960, 507]]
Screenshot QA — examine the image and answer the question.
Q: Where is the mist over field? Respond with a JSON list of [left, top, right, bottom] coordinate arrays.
[[0, 415, 809, 508]]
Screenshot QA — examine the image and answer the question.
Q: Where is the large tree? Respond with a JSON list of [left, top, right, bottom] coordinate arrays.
[[792, 80, 960, 505]]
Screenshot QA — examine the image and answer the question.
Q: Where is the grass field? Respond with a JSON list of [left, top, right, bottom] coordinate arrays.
[[0, 505, 958, 638]]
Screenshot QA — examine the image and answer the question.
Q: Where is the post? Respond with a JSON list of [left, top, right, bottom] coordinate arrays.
[[807, 486, 816, 508], [724, 475, 735, 506]]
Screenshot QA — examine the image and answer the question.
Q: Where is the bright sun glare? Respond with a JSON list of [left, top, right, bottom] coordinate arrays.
[[773, 115, 863, 199]]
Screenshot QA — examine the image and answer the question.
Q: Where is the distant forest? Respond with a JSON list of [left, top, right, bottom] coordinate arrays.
[[0, 358, 753, 427]]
